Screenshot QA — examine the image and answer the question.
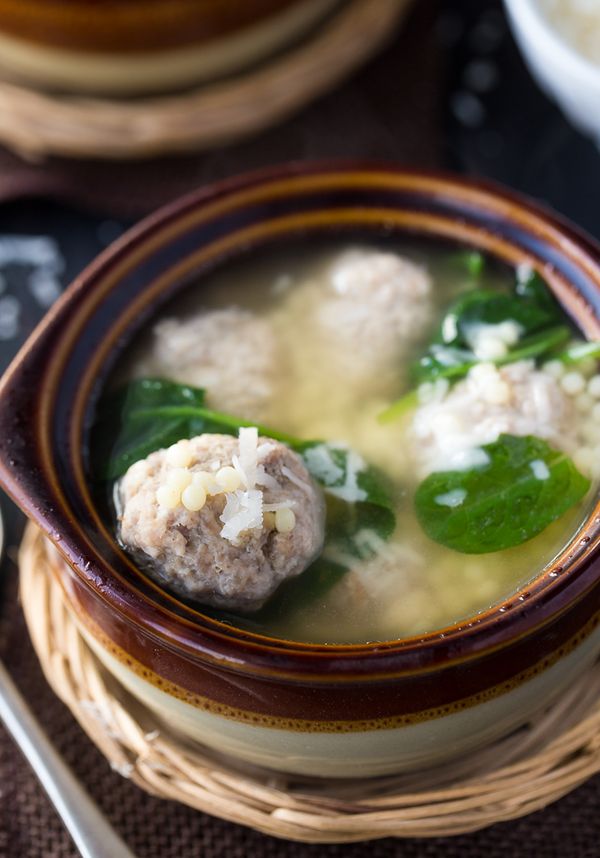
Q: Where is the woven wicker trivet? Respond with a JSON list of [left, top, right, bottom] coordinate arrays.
[[0, 0, 410, 161], [17, 522, 600, 843]]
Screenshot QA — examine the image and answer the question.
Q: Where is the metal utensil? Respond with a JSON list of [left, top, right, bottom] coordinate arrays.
[[0, 510, 136, 858]]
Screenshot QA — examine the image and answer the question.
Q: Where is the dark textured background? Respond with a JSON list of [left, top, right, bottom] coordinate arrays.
[[1, 0, 600, 855]]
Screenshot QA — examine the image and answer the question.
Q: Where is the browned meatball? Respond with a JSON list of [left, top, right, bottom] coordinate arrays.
[[131, 307, 282, 421], [117, 432, 325, 611], [315, 249, 433, 391]]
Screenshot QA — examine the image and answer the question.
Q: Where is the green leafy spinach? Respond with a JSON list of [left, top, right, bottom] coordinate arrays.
[[414, 434, 590, 554]]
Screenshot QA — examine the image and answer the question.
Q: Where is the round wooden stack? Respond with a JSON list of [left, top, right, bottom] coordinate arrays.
[[0, 0, 411, 160], [18, 522, 600, 843]]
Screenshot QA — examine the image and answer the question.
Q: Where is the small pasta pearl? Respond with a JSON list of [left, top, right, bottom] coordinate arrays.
[[275, 508, 296, 533], [215, 466, 242, 492], [166, 439, 193, 468], [573, 448, 595, 476], [588, 375, 600, 399], [497, 320, 521, 346], [156, 485, 181, 509], [542, 360, 565, 379], [193, 471, 220, 493], [561, 371, 586, 396], [181, 483, 206, 512], [578, 356, 597, 378], [166, 468, 192, 493], [575, 392, 594, 413], [474, 336, 507, 361], [483, 380, 511, 405]]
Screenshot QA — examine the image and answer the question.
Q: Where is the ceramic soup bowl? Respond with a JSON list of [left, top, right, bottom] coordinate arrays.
[[0, 0, 339, 95], [1, 163, 599, 778]]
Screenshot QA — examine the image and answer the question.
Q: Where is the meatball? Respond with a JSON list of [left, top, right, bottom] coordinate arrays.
[[133, 307, 281, 420], [117, 431, 325, 612], [409, 360, 578, 478], [314, 249, 432, 390]]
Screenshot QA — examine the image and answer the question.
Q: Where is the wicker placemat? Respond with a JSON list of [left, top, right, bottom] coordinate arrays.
[[0, 0, 411, 161], [16, 522, 600, 843]]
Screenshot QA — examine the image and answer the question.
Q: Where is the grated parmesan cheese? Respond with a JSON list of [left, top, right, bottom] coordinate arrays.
[[435, 488, 468, 508], [263, 501, 297, 512], [530, 459, 550, 481], [219, 428, 263, 543], [281, 465, 313, 495], [218, 427, 295, 544], [303, 444, 344, 484], [220, 488, 263, 543], [237, 426, 259, 489], [326, 447, 368, 503], [255, 465, 280, 490]]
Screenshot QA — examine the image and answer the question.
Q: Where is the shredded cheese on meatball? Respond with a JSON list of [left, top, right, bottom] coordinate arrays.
[[156, 427, 298, 543]]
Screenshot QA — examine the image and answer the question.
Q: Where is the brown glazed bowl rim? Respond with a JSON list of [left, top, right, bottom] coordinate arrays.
[[0, 160, 599, 681]]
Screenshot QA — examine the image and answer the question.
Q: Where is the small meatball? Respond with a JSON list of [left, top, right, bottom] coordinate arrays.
[[324, 536, 434, 639], [329, 535, 425, 609], [133, 307, 281, 420], [315, 249, 432, 390], [410, 360, 578, 478], [117, 434, 325, 612]]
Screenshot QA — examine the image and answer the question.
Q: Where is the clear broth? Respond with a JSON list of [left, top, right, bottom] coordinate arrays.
[[111, 237, 593, 644]]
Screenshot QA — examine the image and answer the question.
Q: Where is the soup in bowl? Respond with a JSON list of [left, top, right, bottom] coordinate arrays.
[[0, 163, 599, 777]]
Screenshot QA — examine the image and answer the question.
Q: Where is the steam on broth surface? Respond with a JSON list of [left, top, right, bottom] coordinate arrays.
[[96, 237, 600, 644]]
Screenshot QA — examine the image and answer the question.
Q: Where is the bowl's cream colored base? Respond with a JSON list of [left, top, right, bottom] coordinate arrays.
[[80, 624, 600, 778]]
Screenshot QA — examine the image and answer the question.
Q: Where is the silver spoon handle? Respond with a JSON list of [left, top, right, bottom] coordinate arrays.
[[0, 660, 135, 858]]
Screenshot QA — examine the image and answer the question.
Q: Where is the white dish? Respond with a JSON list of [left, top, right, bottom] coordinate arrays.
[[504, 0, 600, 145]]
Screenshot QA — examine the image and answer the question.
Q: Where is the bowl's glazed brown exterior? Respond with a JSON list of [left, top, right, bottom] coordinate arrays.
[[1, 162, 600, 776]]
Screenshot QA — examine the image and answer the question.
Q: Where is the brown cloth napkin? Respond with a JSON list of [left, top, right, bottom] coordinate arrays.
[[0, 0, 440, 220]]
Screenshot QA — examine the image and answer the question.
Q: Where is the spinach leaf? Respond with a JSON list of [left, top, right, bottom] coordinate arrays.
[[515, 267, 561, 316], [436, 267, 561, 348], [414, 434, 590, 554], [417, 267, 563, 377], [449, 250, 485, 278], [436, 287, 561, 350]]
